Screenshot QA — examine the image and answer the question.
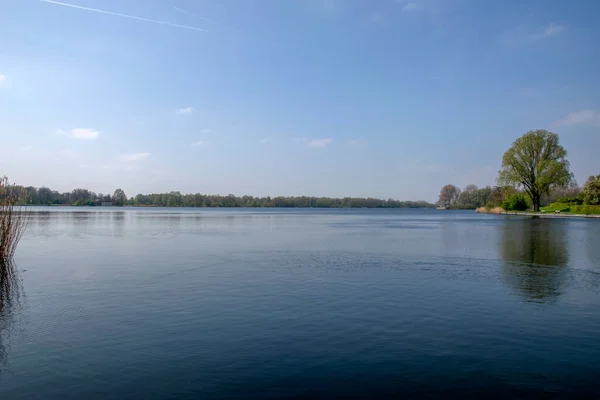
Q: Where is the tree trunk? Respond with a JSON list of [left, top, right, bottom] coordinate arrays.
[[533, 194, 541, 211]]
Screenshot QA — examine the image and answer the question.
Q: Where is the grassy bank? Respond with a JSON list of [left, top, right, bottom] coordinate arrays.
[[541, 203, 600, 215], [475, 203, 600, 217]]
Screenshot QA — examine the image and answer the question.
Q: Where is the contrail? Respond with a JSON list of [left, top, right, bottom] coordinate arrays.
[[40, 0, 208, 32]]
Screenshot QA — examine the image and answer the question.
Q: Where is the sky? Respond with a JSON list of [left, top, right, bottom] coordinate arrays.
[[1, 0, 599, 202]]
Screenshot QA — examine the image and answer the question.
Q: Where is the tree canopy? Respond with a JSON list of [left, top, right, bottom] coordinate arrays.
[[113, 189, 127, 206], [437, 184, 461, 208], [498, 130, 572, 211]]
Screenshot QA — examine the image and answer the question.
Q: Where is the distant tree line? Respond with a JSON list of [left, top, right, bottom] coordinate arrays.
[[128, 193, 433, 208], [12, 187, 129, 207], [9, 184, 435, 208]]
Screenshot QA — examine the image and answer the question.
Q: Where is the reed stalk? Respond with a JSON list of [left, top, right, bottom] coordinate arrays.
[[0, 177, 28, 261]]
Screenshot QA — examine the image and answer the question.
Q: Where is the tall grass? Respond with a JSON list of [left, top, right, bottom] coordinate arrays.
[[0, 177, 28, 261]]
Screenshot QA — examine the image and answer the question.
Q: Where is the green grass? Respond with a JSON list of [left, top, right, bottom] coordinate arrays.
[[540, 203, 572, 213], [541, 203, 600, 215], [569, 205, 600, 215]]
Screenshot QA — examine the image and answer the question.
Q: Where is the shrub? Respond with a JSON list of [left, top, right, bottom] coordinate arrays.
[[501, 194, 528, 211], [0, 177, 28, 261], [583, 175, 600, 205], [73, 199, 96, 206], [557, 195, 583, 205]]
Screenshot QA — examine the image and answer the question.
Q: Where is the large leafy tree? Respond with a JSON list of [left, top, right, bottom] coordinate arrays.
[[498, 130, 572, 211]]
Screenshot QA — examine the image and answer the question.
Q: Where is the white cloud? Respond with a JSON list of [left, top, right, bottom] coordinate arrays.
[[0, 74, 6, 86], [191, 140, 208, 147], [554, 110, 600, 127], [305, 138, 333, 148], [260, 136, 274, 143], [21, 145, 33, 151], [176, 107, 194, 115], [58, 128, 100, 140], [120, 152, 151, 161], [201, 128, 211, 133]]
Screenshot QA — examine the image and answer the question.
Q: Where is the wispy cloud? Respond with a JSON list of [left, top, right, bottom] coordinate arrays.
[[176, 107, 194, 115], [120, 152, 151, 161], [58, 128, 100, 140], [40, 0, 208, 33], [21, 145, 33, 152], [536, 23, 565, 39], [347, 139, 367, 147], [554, 110, 600, 127], [499, 22, 565, 46], [174, 5, 195, 17], [305, 138, 333, 148], [201, 128, 211, 133], [260, 136, 274, 143], [191, 140, 208, 147], [0, 74, 6, 86], [402, 2, 421, 12]]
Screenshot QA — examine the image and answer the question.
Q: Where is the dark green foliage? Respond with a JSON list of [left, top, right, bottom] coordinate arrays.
[[556, 195, 583, 205], [72, 199, 96, 207], [113, 189, 127, 206], [501, 194, 528, 211]]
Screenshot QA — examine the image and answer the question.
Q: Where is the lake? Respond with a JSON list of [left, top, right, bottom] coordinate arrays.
[[1, 208, 600, 398]]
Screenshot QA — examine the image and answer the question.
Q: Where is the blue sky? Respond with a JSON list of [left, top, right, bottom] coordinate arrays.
[[1, 0, 599, 201]]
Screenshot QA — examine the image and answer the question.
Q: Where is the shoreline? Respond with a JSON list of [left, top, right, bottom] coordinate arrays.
[[482, 210, 600, 219]]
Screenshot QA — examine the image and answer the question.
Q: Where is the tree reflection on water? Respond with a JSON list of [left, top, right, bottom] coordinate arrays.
[[0, 260, 23, 375], [500, 218, 569, 303]]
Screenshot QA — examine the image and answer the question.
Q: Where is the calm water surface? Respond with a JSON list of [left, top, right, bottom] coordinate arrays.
[[1, 208, 600, 398]]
